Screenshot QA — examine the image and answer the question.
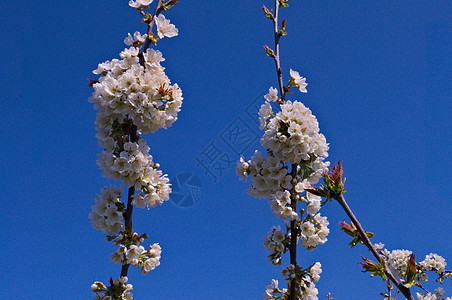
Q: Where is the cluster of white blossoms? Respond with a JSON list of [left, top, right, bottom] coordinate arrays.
[[417, 288, 451, 300], [263, 225, 287, 258], [111, 243, 162, 275], [238, 68, 330, 299], [310, 262, 322, 282], [96, 137, 171, 209], [299, 276, 319, 300], [382, 249, 413, 277], [419, 253, 447, 273], [269, 190, 298, 220], [89, 186, 125, 235], [92, 276, 133, 300], [300, 214, 330, 251], [90, 46, 182, 135], [91, 35, 180, 209], [263, 276, 319, 300], [237, 151, 292, 199], [90, 1, 181, 297], [379, 247, 449, 286], [259, 89, 329, 165]]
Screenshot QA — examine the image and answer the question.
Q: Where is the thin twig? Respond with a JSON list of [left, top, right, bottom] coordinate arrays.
[[334, 193, 414, 300], [143, 0, 165, 52], [272, 0, 285, 102]]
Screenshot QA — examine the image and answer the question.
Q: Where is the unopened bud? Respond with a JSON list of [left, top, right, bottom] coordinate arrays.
[[263, 45, 275, 58], [262, 5, 273, 19]]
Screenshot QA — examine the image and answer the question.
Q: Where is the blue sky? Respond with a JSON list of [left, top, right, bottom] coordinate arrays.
[[0, 0, 450, 299]]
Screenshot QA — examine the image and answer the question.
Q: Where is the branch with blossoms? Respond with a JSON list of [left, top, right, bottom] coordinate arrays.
[[238, 1, 450, 300], [308, 163, 451, 299], [88, 0, 181, 299], [238, 1, 330, 299]]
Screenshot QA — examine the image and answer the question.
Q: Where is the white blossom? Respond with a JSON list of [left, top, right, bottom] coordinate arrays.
[[264, 87, 278, 102], [300, 276, 319, 300], [306, 192, 321, 215], [155, 14, 178, 39], [259, 102, 273, 130], [289, 69, 308, 93], [264, 279, 279, 300], [141, 243, 162, 275], [129, 0, 153, 8]]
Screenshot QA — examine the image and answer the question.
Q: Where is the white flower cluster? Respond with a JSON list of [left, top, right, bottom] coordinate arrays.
[[269, 190, 298, 220], [383, 249, 413, 277], [279, 264, 321, 300], [237, 151, 291, 199], [91, 46, 182, 135], [419, 253, 447, 273], [111, 243, 162, 275], [263, 225, 286, 255], [310, 262, 322, 282], [300, 214, 329, 251], [89, 186, 125, 235], [140, 243, 162, 275], [281, 264, 296, 280], [91, 276, 133, 300], [260, 100, 329, 170], [417, 288, 451, 300], [96, 138, 171, 209], [299, 276, 319, 300], [112, 244, 145, 265]]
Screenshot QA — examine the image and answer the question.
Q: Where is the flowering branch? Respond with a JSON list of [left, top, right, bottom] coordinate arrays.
[[239, 2, 329, 300], [335, 193, 414, 300], [307, 162, 415, 299], [241, 2, 449, 300], [88, 0, 181, 298]]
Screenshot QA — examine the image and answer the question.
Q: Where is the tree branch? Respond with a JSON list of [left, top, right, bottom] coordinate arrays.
[[289, 163, 298, 300], [120, 124, 138, 277], [334, 193, 414, 300], [272, 0, 286, 102]]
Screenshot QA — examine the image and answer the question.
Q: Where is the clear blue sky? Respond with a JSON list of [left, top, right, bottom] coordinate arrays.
[[0, 0, 450, 299]]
